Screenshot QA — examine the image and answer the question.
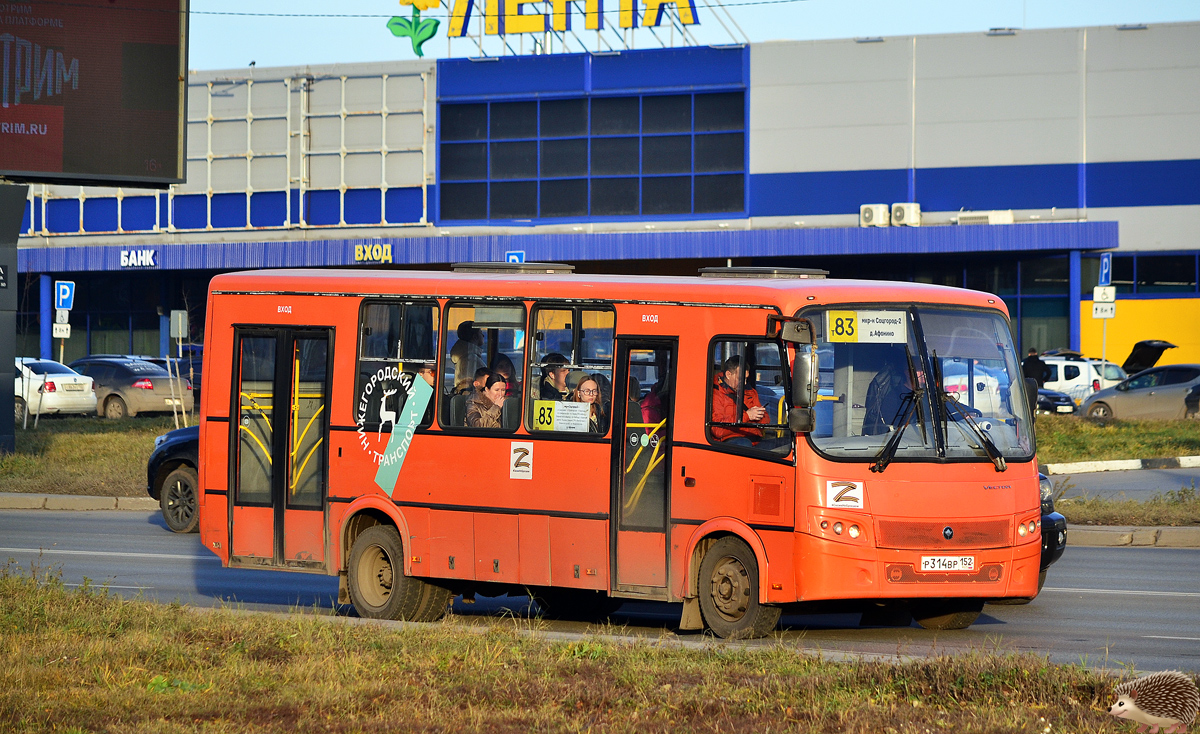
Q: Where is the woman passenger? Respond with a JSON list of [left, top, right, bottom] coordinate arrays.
[[572, 375, 607, 434], [466, 374, 506, 428]]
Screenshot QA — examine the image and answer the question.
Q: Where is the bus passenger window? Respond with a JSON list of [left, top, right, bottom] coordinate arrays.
[[707, 340, 793, 456], [442, 302, 527, 431], [528, 306, 615, 435], [356, 301, 439, 432]]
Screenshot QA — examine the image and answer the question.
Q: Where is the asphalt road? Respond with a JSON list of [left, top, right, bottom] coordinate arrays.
[[1055, 467, 1200, 501], [2, 510, 1197, 672]]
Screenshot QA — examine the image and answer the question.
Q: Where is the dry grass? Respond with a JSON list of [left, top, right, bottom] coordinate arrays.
[[1036, 415, 1200, 464], [0, 563, 1146, 734], [1055, 481, 1200, 527], [0, 416, 178, 497]]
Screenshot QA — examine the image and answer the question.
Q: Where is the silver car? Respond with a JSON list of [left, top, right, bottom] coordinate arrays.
[[1082, 364, 1200, 420]]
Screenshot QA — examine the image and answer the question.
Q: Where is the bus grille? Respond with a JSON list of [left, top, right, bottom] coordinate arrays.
[[875, 519, 1011, 549]]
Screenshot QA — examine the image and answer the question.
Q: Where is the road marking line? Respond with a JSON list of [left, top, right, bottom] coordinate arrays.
[[0, 547, 213, 561], [64, 583, 154, 590], [1143, 635, 1200, 641], [1045, 587, 1200, 598]]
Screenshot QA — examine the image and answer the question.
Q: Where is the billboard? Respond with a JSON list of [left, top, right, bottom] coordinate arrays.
[[0, 0, 187, 187]]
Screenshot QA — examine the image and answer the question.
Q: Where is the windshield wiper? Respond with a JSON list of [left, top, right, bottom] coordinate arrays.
[[940, 391, 1007, 472], [870, 388, 920, 474]]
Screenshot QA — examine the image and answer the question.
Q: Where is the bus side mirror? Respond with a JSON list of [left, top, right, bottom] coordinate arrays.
[[792, 347, 818, 408], [789, 406, 814, 433], [1024, 378, 1038, 416], [771, 317, 814, 344]]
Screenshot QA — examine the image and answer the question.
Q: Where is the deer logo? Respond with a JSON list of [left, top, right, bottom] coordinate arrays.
[[378, 388, 398, 439]]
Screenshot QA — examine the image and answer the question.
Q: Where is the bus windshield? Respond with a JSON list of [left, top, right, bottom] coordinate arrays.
[[807, 306, 1033, 465]]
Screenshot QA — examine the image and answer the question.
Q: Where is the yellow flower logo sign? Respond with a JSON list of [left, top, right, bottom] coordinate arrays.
[[388, 0, 441, 58]]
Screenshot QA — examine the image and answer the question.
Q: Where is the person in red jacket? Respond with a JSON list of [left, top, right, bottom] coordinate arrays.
[[711, 355, 768, 446]]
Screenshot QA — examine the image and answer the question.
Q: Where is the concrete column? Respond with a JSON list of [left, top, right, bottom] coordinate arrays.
[[1069, 250, 1081, 352], [40, 273, 51, 360]]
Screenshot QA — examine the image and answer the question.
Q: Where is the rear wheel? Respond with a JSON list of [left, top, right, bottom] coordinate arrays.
[[348, 525, 450, 622], [104, 396, 128, 420], [160, 466, 199, 534], [14, 397, 26, 423], [912, 599, 985, 630], [698, 537, 781, 639], [1087, 402, 1113, 420]]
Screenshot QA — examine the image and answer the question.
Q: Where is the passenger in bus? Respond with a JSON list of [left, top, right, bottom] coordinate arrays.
[[417, 364, 436, 387], [467, 367, 492, 394], [491, 353, 520, 397], [572, 375, 607, 434], [450, 321, 485, 393], [711, 356, 768, 447], [539, 353, 571, 401], [862, 355, 915, 436], [466, 374, 506, 428]]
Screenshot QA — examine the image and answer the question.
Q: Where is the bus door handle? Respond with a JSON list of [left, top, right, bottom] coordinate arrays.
[[681, 465, 696, 488]]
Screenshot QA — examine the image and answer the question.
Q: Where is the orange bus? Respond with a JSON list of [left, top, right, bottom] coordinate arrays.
[[197, 263, 1048, 638]]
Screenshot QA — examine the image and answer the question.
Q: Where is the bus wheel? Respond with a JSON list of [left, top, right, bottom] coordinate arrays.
[[534, 589, 622, 622], [911, 599, 985, 630], [348, 525, 450, 622], [698, 537, 781, 639]]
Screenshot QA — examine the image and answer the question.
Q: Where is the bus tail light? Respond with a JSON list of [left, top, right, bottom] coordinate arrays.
[[132, 378, 154, 390]]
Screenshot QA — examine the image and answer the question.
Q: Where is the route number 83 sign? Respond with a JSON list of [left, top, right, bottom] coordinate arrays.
[[827, 310, 907, 344]]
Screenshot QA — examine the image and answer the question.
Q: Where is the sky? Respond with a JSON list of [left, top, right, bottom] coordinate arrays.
[[187, 0, 1200, 70]]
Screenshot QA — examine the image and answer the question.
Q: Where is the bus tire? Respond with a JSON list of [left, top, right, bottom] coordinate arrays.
[[698, 536, 781, 639], [534, 588, 623, 622], [348, 525, 450, 622], [911, 599, 985, 630]]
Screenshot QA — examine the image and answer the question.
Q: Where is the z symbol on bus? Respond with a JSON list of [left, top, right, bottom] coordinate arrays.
[[509, 441, 533, 480], [826, 480, 864, 509], [512, 448, 530, 469]]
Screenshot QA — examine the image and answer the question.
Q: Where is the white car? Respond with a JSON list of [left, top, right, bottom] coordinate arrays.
[[13, 358, 96, 421], [1041, 354, 1126, 405]]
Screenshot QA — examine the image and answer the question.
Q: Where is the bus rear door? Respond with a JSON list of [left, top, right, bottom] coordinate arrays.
[[611, 339, 676, 599], [230, 328, 331, 571]]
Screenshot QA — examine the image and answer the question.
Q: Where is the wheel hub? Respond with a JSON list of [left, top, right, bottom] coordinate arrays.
[[709, 556, 750, 621], [358, 544, 394, 608]]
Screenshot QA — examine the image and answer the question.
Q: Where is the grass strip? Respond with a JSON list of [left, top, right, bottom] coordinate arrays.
[[0, 416, 177, 497], [1036, 416, 1200, 465], [1054, 482, 1200, 527], [0, 564, 1138, 734]]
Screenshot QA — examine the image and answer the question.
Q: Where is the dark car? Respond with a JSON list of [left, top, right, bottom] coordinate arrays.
[[146, 425, 200, 533], [991, 473, 1067, 605], [69, 356, 194, 419], [1036, 387, 1076, 415]]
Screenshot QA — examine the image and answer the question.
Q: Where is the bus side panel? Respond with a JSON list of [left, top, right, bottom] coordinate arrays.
[[616, 530, 666, 587], [474, 513, 520, 583], [199, 421, 230, 564], [231, 506, 274, 560], [402, 506, 431, 577], [671, 447, 794, 532], [429, 510, 475, 580], [548, 517, 607, 590], [518, 514, 551, 587], [760, 530, 796, 603]]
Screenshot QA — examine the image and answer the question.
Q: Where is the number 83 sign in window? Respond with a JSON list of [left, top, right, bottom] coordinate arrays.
[[827, 310, 908, 344]]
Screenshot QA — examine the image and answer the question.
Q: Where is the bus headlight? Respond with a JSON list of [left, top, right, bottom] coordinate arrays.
[[847, 524, 860, 539], [833, 522, 843, 535], [1018, 523, 1028, 537]]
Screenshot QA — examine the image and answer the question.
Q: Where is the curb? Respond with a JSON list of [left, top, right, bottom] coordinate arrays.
[[1041, 455, 1200, 475], [1065, 524, 1200, 548], [0, 494, 159, 511]]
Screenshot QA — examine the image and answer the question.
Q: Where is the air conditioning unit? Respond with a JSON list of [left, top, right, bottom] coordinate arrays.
[[956, 210, 1014, 225], [860, 204, 890, 227], [891, 202, 921, 226]]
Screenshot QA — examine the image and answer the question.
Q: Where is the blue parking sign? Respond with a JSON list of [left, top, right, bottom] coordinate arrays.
[[1098, 253, 1112, 287], [505, 250, 525, 264], [54, 280, 75, 310]]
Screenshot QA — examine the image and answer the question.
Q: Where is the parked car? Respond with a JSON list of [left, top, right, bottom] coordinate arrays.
[[13, 358, 96, 421], [1122, 340, 1177, 375], [1082, 364, 1200, 420], [991, 473, 1067, 605], [1036, 387, 1076, 415], [83, 352, 203, 403], [1041, 352, 1126, 404], [68, 356, 194, 419], [146, 425, 200, 533]]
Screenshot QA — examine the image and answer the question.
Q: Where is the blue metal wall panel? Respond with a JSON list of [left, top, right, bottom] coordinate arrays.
[[749, 169, 908, 217], [918, 163, 1080, 211], [173, 195, 207, 230], [210, 193, 248, 229], [306, 190, 341, 226], [385, 187, 424, 223], [16, 221, 1116, 273], [250, 192, 287, 228], [21, 199, 30, 232], [45, 199, 79, 234], [82, 199, 118, 232], [590, 46, 747, 93], [345, 189, 382, 225], [1087, 159, 1200, 208], [438, 54, 588, 101], [122, 197, 157, 231]]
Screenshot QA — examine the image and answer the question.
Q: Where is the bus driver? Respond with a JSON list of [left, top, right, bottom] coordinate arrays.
[[711, 355, 768, 447]]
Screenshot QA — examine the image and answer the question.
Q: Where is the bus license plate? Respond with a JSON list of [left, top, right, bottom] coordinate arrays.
[[921, 556, 975, 572]]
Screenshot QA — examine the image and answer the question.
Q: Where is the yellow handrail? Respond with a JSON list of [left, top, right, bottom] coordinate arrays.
[[291, 404, 325, 460], [625, 419, 666, 474], [290, 437, 324, 493], [238, 424, 273, 464]]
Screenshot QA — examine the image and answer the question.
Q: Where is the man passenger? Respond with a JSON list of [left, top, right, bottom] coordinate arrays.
[[711, 355, 768, 447], [539, 353, 571, 401]]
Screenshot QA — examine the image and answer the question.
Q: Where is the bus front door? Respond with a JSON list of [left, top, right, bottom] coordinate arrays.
[[611, 340, 675, 599], [230, 328, 331, 571]]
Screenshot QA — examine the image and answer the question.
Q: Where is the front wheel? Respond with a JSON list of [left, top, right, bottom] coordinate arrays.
[[347, 525, 450, 622], [1087, 402, 1113, 420], [160, 465, 199, 533], [912, 599, 985, 630], [697, 536, 781, 639]]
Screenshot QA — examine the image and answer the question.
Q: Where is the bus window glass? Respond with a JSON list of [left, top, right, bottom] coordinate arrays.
[[708, 340, 793, 456], [443, 302, 526, 430], [808, 307, 1032, 462], [620, 346, 672, 530], [289, 336, 327, 508], [357, 302, 439, 431], [529, 306, 615, 435], [237, 336, 276, 505]]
